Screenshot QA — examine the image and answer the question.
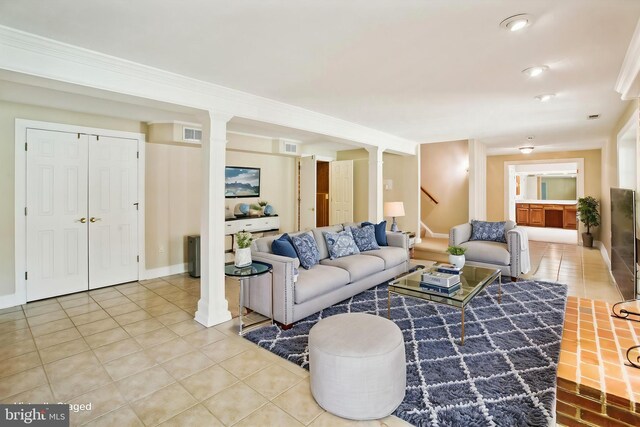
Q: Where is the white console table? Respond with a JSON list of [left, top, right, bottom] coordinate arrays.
[[225, 216, 280, 250]]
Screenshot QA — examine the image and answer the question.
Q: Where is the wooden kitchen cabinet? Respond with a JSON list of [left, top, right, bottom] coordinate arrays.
[[516, 204, 529, 225], [529, 205, 544, 227], [563, 207, 577, 229], [514, 202, 577, 229]]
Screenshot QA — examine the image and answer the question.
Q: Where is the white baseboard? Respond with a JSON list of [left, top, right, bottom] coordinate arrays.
[[0, 292, 26, 310], [593, 240, 616, 285], [143, 263, 188, 280]]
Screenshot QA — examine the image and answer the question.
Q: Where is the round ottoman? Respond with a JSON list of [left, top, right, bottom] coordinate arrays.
[[309, 312, 406, 420]]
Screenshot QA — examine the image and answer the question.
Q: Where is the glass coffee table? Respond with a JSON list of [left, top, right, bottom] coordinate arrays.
[[388, 264, 501, 344]]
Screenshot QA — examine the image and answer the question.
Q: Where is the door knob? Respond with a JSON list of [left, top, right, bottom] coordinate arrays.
[[78, 217, 87, 223], [89, 217, 102, 223]]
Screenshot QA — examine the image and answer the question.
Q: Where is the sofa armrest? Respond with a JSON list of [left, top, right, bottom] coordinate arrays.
[[506, 229, 531, 277], [246, 252, 296, 325], [386, 232, 408, 250], [449, 223, 472, 246]]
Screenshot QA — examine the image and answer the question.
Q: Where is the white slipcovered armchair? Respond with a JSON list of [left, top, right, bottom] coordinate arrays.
[[449, 220, 531, 281]]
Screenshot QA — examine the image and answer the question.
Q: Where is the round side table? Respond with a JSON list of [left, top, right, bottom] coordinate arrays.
[[224, 261, 273, 335]]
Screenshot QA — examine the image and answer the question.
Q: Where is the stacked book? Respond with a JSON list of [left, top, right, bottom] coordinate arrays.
[[420, 270, 461, 295], [435, 263, 462, 275]]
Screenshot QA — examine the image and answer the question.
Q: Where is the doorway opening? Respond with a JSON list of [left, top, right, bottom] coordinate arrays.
[[316, 161, 330, 227], [505, 159, 583, 244]]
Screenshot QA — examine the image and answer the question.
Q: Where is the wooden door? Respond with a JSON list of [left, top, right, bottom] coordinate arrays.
[[316, 162, 329, 227], [88, 135, 139, 289], [26, 129, 89, 300], [298, 156, 316, 230], [329, 160, 354, 224]]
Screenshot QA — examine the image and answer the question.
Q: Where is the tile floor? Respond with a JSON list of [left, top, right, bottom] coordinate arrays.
[[0, 275, 409, 426], [0, 241, 624, 426]]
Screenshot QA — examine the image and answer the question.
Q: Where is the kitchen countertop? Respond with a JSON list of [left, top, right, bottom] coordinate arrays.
[[516, 200, 577, 205]]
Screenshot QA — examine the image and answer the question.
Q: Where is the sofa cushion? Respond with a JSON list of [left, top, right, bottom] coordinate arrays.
[[349, 225, 380, 252], [324, 228, 360, 260], [291, 233, 320, 269], [295, 265, 350, 304], [360, 246, 406, 269], [470, 220, 507, 243], [320, 254, 385, 282], [460, 240, 510, 266], [312, 225, 344, 260], [271, 233, 298, 259], [362, 221, 388, 246]]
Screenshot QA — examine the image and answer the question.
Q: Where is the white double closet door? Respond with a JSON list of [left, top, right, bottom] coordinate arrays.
[[26, 129, 139, 301]]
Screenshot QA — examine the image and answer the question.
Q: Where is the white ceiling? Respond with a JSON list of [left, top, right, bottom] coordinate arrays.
[[0, 0, 638, 154]]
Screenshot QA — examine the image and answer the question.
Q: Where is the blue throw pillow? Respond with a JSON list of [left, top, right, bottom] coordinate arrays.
[[290, 233, 320, 269], [271, 233, 298, 259], [323, 228, 360, 260], [349, 225, 380, 252], [362, 220, 388, 246], [470, 220, 507, 243]]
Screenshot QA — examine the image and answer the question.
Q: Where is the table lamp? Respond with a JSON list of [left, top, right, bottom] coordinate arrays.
[[383, 202, 405, 232]]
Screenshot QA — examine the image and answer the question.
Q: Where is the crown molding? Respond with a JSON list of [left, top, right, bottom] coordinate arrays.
[[616, 18, 640, 100], [0, 25, 416, 154]]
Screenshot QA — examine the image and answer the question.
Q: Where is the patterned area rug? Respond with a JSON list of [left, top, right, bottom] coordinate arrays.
[[244, 280, 567, 427]]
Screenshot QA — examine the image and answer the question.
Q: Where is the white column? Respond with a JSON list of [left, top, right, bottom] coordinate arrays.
[[367, 147, 384, 222], [195, 111, 233, 327], [468, 139, 487, 221]]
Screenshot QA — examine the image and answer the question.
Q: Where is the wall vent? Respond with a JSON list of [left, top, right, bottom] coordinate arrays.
[[183, 127, 202, 143], [273, 139, 299, 155]]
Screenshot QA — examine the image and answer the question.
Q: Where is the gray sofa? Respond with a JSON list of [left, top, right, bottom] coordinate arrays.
[[449, 220, 531, 280], [246, 224, 410, 328]]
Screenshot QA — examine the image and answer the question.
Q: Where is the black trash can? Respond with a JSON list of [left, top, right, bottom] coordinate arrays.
[[187, 235, 200, 278]]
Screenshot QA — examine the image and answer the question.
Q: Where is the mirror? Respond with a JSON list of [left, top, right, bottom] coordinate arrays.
[[516, 173, 577, 201]]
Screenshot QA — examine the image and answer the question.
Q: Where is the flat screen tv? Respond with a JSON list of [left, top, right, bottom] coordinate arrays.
[[225, 166, 260, 198], [611, 187, 637, 300]]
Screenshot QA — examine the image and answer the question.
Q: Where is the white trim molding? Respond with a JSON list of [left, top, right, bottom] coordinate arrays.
[[143, 263, 188, 281], [616, 18, 640, 100], [0, 25, 417, 155]]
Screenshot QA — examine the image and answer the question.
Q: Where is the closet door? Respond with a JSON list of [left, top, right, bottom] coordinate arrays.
[[88, 135, 139, 289], [26, 130, 89, 300]]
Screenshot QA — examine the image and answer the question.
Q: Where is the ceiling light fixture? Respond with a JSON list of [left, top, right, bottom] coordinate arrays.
[[522, 65, 549, 77], [519, 146, 535, 154], [500, 14, 533, 32], [535, 93, 556, 102]]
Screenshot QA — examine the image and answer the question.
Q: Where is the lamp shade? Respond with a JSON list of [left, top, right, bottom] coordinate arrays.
[[383, 201, 405, 217]]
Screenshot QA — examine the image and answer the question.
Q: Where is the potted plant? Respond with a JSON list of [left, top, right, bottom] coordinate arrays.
[[234, 231, 253, 267], [577, 196, 600, 248], [446, 245, 467, 269]]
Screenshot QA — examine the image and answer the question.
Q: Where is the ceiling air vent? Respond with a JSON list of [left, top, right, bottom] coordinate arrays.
[[183, 126, 202, 143], [587, 114, 600, 120]]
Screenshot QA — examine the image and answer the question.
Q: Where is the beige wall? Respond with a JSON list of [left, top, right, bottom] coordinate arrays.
[[487, 149, 602, 236], [384, 153, 420, 236], [145, 142, 202, 269], [0, 100, 145, 297], [145, 132, 298, 269], [420, 140, 469, 234], [601, 100, 639, 258], [337, 149, 369, 222], [225, 150, 297, 233]]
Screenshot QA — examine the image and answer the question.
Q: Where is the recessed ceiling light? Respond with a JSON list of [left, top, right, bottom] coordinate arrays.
[[535, 93, 556, 102], [522, 65, 549, 77], [519, 146, 535, 154], [500, 14, 533, 32]]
